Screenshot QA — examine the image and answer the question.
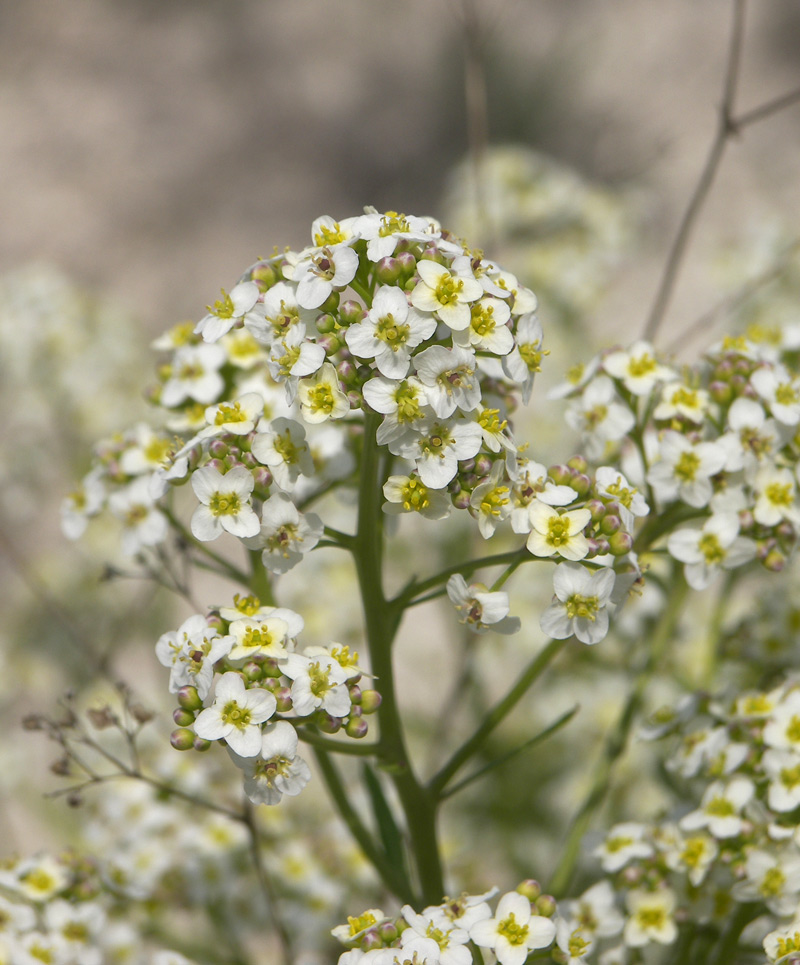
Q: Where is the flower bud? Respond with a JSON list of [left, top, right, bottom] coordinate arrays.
[[516, 879, 541, 901], [170, 728, 195, 751], [177, 685, 204, 712], [319, 291, 340, 314], [275, 687, 293, 713], [534, 894, 557, 917], [549, 464, 574, 487], [242, 661, 264, 682], [240, 451, 257, 470], [173, 708, 195, 727], [360, 690, 382, 714], [251, 262, 277, 290], [600, 514, 622, 535], [763, 548, 787, 572], [567, 455, 588, 474], [571, 473, 592, 498], [608, 531, 634, 556], [346, 717, 369, 739], [338, 360, 357, 383], [586, 499, 606, 522], [208, 439, 229, 459], [395, 250, 417, 280], [339, 299, 365, 326], [586, 537, 609, 557], [262, 657, 282, 678], [193, 737, 212, 752], [377, 921, 399, 943], [205, 457, 227, 474], [253, 467, 273, 493], [349, 684, 362, 704], [474, 454, 493, 477], [317, 713, 343, 734], [316, 313, 337, 334], [452, 491, 472, 510], [347, 390, 363, 409], [459, 458, 476, 473], [375, 257, 402, 286], [361, 929, 382, 952], [317, 333, 340, 354]]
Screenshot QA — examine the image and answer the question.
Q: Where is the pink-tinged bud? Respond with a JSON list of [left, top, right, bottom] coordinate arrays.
[[608, 531, 634, 556], [459, 457, 476, 473], [474, 454, 493, 477], [757, 539, 775, 562], [315, 312, 337, 334], [208, 439, 229, 459], [177, 686, 203, 712], [193, 737, 212, 752], [587, 537, 610, 557], [339, 299, 365, 326], [730, 374, 747, 394], [227, 444, 242, 460], [742, 382, 758, 399], [349, 704, 363, 719], [534, 894, 557, 917], [253, 467, 273, 491], [375, 256, 402, 286], [377, 921, 399, 943], [319, 291, 340, 313], [347, 390, 363, 409], [777, 521, 795, 540], [715, 359, 734, 378], [251, 262, 277, 290], [275, 687, 293, 713], [317, 333, 340, 354], [242, 661, 264, 682], [622, 865, 643, 885], [262, 658, 282, 678], [170, 728, 195, 751], [317, 713, 342, 734], [263, 678, 281, 693], [173, 708, 195, 727], [240, 451, 257, 470], [460, 473, 478, 490], [452, 491, 472, 510], [567, 455, 588, 474], [516, 879, 541, 901], [396, 250, 417, 280], [737, 509, 754, 531], [600, 514, 622, 535], [360, 690, 382, 714], [361, 929, 382, 952], [586, 499, 606, 522], [763, 548, 787, 572], [346, 717, 369, 739], [337, 360, 356, 383], [571, 473, 592, 498], [205, 457, 227, 474], [549, 464, 574, 487], [349, 684, 362, 704]]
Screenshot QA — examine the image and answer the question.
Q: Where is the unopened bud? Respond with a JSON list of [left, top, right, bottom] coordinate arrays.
[[375, 257, 402, 285], [315, 312, 337, 334], [600, 514, 622, 535], [396, 250, 417, 280], [608, 531, 634, 556], [377, 921, 399, 943], [87, 706, 116, 730], [177, 686, 203, 712], [253, 467, 273, 492], [452, 491, 472, 511], [571, 473, 591, 497], [349, 684, 362, 704], [587, 499, 606, 522], [549, 464, 574, 487], [251, 263, 277, 289], [173, 708, 195, 727], [337, 360, 356, 383], [275, 687, 293, 713], [242, 661, 264, 682], [763, 548, 787, 572], [362, 929, 382, 952], [170, 728, 195, 751], [50, 757, 71, 776], [208, 439, 228, 459], [516, 879, 541, 901], [360, 690, 382, 714], [474, 454, 493, 477], [339, 299, 364, 326], [346, 717, 369, 739], [567, 455, 588, 474], [534, 894, 557, 917], [193, 737, 212, 752], [319, 291, 340, 314], [317, 713, 343, 734]]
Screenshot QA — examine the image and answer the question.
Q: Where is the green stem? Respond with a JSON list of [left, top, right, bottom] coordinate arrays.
[[248, 550, 276, 606], [707, 902, 759, 965], [429, 637, 567, 797], [395, 547, 531, 607], [354, 412, 444, 905], [295, 727, 380, 757], [164, 507, 250, 586], [312, 747, 412, 902], [547, 573, 689, 897]]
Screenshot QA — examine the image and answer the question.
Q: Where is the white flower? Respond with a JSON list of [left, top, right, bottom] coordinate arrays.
[[719, 396, 785, 472], [662, 828, 718, 886], [119, 423, 176, 475], [268, 326, 327, 388], [594, 467, 649, 531], [679, 776, 754, 838], [195, 281, 264, 343], [653, 381, 710, 423], [647, 431, 725, 508], [193, 672, 276, 756], [753, 464, 800, 527], [400, 905, 472, 965], [383, 474, 451, 520], [470, 462, 511, 538], [469, 891, 556, 965], [555, 919, 594, 964], [565, 376, 635, 457], [293, 245, 359, 309], [503, 313, 546, 403], [227, 616, 290, 663], [667, 513, 756, 590], [160, 343, 227, 407], [250, 492, 323, 573], [414, 345, 481, 418], [623, 889, 677, 948], [764, 921, 800, 963], [190, 465, 260, 542], [540, 563, 615, 645], [354, 210, 436, 261], [155, 613, 233, 698], [365, 376, 428, 446], [562, 881, 623, 939], [297, 362, 350, 423], [593, 823, 653, 873], [199, 392, 264, 439], [453, 295, 513, 356], [764, 691, 800, 752], [751, 364, 800, 425], [230, 721, 311, 805], [410, 259, 483, 330], [763, 749, 800, 812], [446, 575, 520, 634], [109, 476, 168, 556], [282, 652, 351, 717], [603, 341, 673, 395], [394, 416, 483, 489], [527, 504, 591, 561], [252, 417, 314, 492], [345, 285, 436, 379], [61, 469, 104, 540], [732, 848, 800, 915], [244, 281, 314, 345]]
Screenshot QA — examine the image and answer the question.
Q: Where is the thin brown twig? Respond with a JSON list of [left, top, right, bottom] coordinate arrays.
[[643, 0, 747, 342], [735, 84, 800, 130]]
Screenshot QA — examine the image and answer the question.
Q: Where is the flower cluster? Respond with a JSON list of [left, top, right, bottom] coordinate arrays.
[[158, 593, 380, 803], [573, 675, 800, 963], [333, 883, 558, 965]]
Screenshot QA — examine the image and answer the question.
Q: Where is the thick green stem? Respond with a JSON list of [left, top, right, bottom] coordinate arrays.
[[547, 573, 689, 897], [354, 412, 445, 905], [429, 637, 567, 797], [248, 550, 276, 606]]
